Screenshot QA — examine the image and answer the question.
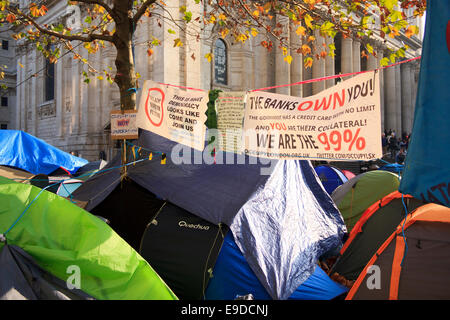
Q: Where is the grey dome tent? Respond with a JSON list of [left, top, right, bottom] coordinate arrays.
[[72, 129, 346, 300], [0, 244, 94, 300]]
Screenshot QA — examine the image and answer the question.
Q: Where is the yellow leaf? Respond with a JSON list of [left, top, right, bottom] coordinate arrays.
[[220, 28, 229, 38], [389, 26, 400, 38], [304, 14, 314, 29], [218, 13, 227, 21], [205, 53, 213, 62], [235, 33, 248, 43], [250, 28, 258, 37], [307, 35, 315, 42], [296, 26, 306, 36], [284, 55, 293, 64], [18, 63, 24, 68], [304, 57, 313, 68], [282, 47, 288, 56], [97, 76, 104, 80], [301, 44, 311, 55], [30, 4, 39, 17], [95, 5, 105, 14], [253, 10, 259, 17], [174, 38, 183, 47], [405, 25, 418, 38]]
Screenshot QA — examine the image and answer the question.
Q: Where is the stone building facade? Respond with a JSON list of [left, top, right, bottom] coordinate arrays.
[[0, 26, 17, 131], [13, 1, 423, 161]]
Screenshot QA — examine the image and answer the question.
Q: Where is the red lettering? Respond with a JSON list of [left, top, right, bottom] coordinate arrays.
[[333, 89, 346, 109], [314, 95, 332, 111], [298, 89, 345, 112], [298, 100, 313, 111]]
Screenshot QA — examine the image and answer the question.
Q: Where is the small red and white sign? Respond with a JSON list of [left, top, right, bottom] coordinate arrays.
[[110, 110, 139, 140]]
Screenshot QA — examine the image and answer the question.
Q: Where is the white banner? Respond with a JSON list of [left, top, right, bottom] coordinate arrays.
[[215, 91, 246, 153], [242, 71, 382, 161], [136, 80, 208, 151]]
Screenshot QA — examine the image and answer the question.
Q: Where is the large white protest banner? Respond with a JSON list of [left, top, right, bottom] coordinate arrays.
[[136, 80, 208, 151], [242, 70, 382, 161]]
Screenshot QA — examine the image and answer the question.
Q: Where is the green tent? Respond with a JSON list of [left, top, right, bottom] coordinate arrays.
[[331, 170, 400, 232], [0, 176, 177, 300]]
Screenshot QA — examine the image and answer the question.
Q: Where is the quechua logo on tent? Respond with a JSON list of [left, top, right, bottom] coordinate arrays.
[[178, 220, 210, 231]]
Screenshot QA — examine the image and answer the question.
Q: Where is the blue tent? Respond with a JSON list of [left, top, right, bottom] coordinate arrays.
[[314, 165, 349, 195], [56, 179, 84, 198], [0, 130, 88, 175], [205, 232, 348, 300]]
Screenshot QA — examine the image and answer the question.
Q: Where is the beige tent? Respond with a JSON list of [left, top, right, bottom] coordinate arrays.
[[0, 166, 49, 188]]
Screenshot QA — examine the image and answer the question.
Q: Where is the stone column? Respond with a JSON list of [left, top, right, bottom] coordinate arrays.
[[367, 52, 378, 71], [325, 36, 335, 89], [151, 3, 180, 84], [384, 61, 397, 132], [164, 0, 181, 85], [30, 50, 37, 136], [275, 15, 290, 95], [80, 85, 88, 134], [302, 59, 313, 97], [21, 53, 28, 130], [240, 42, 255, 91], [341, 37, 353, 76], [97, 48, 104, 134], [71, 47, 80, 135], [185, 1, 203, 89], [16, 55, 25, 130], [134, 16, 150, 105], [290, 22, 303, 97], [352, 40, 361, 74], [55, 54, 64, 137], [395, 64, 402, 134], [376, 48, 385, 130], [368, 49, 381, 128], [401, 63, 413, 134], [254, 32, 270, 93], [312, 30, 326, 94], [88, 65, 100, 135]]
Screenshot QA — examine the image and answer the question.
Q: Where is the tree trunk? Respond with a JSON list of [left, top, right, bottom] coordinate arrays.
[[113, 2, 136, 111], [111, 1, 137, 171]]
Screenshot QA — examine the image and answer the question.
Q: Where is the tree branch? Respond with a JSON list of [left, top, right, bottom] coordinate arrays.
[[76, 0, 121, 23], [9, 7, 114, 43], [133, 0, 157, 24]]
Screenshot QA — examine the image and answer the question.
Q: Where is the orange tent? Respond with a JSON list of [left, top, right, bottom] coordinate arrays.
[[346, 203, 450, 300]]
